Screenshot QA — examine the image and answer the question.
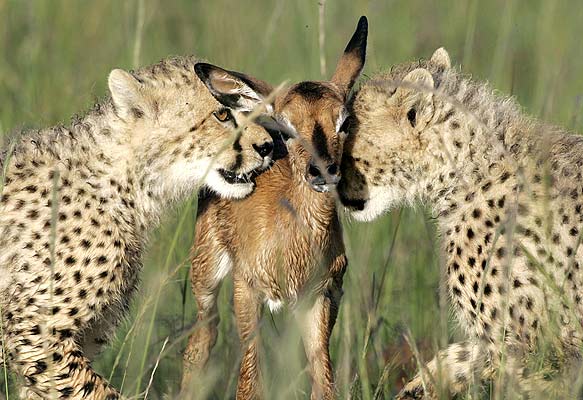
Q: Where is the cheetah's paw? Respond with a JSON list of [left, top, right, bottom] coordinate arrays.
[[395, 376, 427, 399]]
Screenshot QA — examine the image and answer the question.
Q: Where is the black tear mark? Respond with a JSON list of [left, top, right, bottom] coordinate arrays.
[[312, 122, 330, 161], [231, 153, 243, 171], [233, 137, 242, 152]]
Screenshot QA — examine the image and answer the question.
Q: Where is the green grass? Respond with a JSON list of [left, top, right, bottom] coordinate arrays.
[[2, 0, 583, 398]]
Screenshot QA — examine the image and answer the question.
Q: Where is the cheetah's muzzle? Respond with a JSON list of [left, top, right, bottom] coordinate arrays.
[[218, 168, 254, 184], [338, 191, 366, 210]]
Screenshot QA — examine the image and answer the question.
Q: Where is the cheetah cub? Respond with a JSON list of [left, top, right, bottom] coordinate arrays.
[[0, 57, 276, 399], [340, 48, 583, 398]]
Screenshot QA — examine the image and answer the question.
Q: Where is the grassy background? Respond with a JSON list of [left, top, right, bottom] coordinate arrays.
[[2, 0, 583, 398]]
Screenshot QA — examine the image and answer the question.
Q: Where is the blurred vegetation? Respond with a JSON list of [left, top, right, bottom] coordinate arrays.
[[2, 0, 583, 398]]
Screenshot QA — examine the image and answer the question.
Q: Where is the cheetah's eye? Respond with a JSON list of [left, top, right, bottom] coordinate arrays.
[[407, 108, 417, 127], [213, 108, 232, 122]]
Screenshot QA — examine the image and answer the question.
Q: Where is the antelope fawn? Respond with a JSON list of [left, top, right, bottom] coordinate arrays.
[[182, 17, 368, 399]]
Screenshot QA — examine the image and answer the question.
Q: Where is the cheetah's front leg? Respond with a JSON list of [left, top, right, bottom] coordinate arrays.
[[396, 340, 492, 399], [12, 333, 121, 400], [80, 304, 128, 360]]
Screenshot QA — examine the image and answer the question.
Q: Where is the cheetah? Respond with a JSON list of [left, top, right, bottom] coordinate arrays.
[[181, 17, 367, 399], [339, 48, 583, 398], [0, 56, 276, 399]]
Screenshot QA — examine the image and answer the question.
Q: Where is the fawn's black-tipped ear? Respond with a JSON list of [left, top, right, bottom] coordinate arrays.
[[331, 16, 368, 96], [195, 63, 273, 112]]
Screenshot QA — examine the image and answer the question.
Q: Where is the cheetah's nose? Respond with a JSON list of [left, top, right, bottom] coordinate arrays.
[[253, 141, 274, 158]]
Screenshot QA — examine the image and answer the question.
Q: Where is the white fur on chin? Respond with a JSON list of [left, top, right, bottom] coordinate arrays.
[[349, 185, 403, 222], [204, 169, 255, 199]]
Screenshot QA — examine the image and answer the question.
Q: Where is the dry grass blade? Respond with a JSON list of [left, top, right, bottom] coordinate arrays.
[[374, 209, 402, 311], [0, 140, 13, 400], [144, 336, 169, 400], [132, 0, 146, 69], [260, 0, 285, 63], [404, 328, 433, 398], [318, 0, 327, 78], [373, 353, 399, 400]]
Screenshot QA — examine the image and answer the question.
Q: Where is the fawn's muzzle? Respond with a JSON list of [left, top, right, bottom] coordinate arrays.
[[307, 161, 341, 192]]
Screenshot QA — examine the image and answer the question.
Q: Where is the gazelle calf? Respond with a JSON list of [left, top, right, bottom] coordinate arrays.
[[182, 17, 368, 399]]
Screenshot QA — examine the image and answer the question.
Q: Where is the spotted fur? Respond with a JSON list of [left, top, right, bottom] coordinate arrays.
[[0, 56, 275, 399], [340, 48, 583, 398]]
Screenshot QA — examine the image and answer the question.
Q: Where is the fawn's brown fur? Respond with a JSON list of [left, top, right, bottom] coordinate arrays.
[[181, 17, 368, 400]]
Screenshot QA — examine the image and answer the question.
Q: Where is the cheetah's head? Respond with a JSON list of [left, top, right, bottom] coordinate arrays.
[[339, 48, 452, 220], [108, 58, 275, 200]]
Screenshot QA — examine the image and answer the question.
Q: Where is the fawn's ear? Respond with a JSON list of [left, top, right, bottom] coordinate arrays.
[[331, 16, 368, 97], [430, 47, 451, 70], [195, 63, 273, 112], [108, 69, 146, 120], [395, 68, 435, 129]]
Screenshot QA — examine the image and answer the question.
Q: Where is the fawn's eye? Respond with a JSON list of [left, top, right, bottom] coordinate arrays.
[[213, 108, 232, 122], [339, 118, 350, 135], [335, 109, 348, 133]]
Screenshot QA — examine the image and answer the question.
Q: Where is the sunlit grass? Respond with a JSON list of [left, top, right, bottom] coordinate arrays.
[[1, 0, 583, 399]]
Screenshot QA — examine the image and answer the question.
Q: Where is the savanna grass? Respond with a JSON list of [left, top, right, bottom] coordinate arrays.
[[2, 1, 583, 398]]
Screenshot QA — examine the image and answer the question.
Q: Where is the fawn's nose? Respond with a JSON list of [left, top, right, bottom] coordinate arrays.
[[253, 141, 274, 158], [326, 163, 339, 177], [307, 162, 341, 190]]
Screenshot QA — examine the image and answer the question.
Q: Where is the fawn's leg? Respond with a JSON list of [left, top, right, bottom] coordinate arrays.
[[181, 248, 231, 391], [234, 276, 262, 400], [297, 254, 347, 400]]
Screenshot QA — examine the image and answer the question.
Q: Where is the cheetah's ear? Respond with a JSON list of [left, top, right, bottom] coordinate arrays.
[[395, 68, 435, 129], [108, 69, 145, 120], [430, 47, 451, 70], [195, 63, 273, 113]]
